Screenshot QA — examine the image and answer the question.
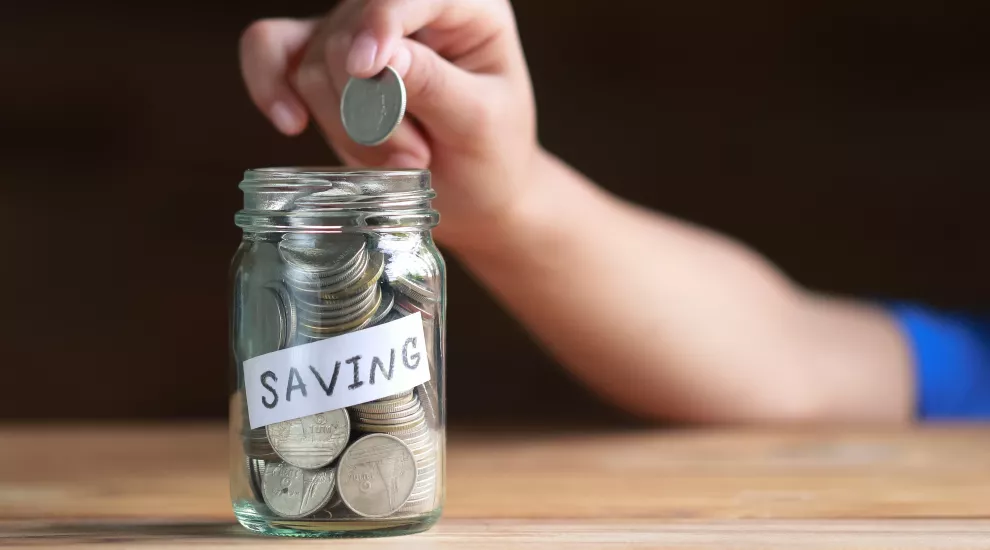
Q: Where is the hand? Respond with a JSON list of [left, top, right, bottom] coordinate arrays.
[[239, 0, 539, 249]]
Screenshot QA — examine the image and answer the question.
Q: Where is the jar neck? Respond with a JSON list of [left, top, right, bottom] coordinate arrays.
[[235, 168, 438, 233]]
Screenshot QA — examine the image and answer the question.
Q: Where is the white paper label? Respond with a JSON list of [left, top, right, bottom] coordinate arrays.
[[244, 312, 430, 429]]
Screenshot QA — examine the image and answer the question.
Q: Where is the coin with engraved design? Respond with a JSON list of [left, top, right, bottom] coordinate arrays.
[[262, 461, 336, 519], [266, 409, 350, 469], [336, 434, 417, 518]]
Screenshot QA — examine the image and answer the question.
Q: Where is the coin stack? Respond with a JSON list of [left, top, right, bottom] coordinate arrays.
[[392, 274, 441, 432], [245, 457, 266, 503], [279, 233, 391, 340], [243, 426, 278, 461], [350, 390, 438, 513]]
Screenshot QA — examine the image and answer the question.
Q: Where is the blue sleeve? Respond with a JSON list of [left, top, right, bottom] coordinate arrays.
[[890, 304, 990, 420]]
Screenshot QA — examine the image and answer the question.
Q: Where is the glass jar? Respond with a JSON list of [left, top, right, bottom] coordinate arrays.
[[228, 168, 445, 537]]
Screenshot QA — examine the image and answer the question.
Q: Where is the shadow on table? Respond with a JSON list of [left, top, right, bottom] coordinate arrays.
[[0, 520, 251, 543]]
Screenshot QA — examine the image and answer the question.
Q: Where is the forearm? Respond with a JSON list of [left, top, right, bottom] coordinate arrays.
[[447, 150, 913, 423]]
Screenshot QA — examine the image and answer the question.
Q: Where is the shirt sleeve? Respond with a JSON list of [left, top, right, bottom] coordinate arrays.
[[890, 304, 990, 420]]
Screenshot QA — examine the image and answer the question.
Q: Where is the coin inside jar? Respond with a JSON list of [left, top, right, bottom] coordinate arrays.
[[265, 409, 350, 469], [262, 462, 336, 519], [278, 233, 367, 273], [336, 434, 417, 518]]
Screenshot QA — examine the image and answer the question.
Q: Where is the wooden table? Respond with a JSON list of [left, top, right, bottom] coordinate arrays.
[[1, 424, 989, 548]]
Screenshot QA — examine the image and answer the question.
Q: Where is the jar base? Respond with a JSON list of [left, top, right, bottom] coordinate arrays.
[[233, 501, 442, 538]]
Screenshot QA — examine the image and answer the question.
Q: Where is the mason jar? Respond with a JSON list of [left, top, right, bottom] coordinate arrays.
[[229, 168, 445, 537]]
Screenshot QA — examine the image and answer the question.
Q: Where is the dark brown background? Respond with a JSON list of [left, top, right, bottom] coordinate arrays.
[[1, 2, 988, 423]]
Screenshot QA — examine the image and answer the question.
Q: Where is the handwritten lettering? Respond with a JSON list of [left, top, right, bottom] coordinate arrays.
[[244, 313, 430, 428]]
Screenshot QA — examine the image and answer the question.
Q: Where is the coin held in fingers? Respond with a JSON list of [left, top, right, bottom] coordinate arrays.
[[341, 65, 407, 146]]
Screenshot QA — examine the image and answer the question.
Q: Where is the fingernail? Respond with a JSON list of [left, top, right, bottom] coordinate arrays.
[[347, 32, 378, 75], [270, 101, 302, 135], [391, 45, 412, 78]]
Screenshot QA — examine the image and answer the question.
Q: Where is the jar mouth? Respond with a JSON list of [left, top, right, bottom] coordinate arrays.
[[241, 167, 429, 190], [237, 166, 438, 232]]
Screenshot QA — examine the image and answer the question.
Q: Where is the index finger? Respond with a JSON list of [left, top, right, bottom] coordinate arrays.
[[346, 0, 511, 77]]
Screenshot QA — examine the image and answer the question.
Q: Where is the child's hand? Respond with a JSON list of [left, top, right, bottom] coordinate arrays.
[[239, 0, 538, 248]]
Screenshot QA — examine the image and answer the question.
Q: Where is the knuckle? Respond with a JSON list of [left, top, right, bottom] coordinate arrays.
[[360, 0, 400, 32], [291, 63, 329, 99], [460, 87, 502, 131], [239, 19, 276, 54], [324, 31, 350, 61], [414, 64, 446, 105], [471, 100, 500, 134]]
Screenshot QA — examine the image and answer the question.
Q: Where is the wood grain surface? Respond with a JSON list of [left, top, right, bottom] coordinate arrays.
[[1, 424, 989, 548]]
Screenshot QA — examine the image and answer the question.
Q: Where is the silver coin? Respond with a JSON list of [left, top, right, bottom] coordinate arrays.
[[409, 443, 436, 460], [373, 390, 415, 401], [352, 409, 424, 429], [355, 417, 427, 435], [351, 401, 419, 416], [279, 233, 367, 273], [403, 498, 434, 509], [263, 282, 296, 350], [409, 442, 436, 456], [298, 289, 381, 336], [393, 435, 431, 454], [266, 409, 351, 469], [286, 240, 367, 280], [285, 250, 369, 292], [408, 492, 435, 504], [369, 285, 395, 326], [249, 283, 289, 358], [411, 473, 436, 487], [296, 290, 379, 327], [394, 297, 435, 320], [401, 493, 436, 513], [394, 274, 436, 303], [406, 490, 434, 500], [246, 457, 266, 502], [413, 474, 436, 488], [354, 404, 424, 421], [351, 403, 421, 419], [294, 279, 377, 313], [414, 466, 437, 479], [298, 286, 381, 329], [354, 396, 421, 415], [411, 475, 436, 489], [380, 308, 405, 325], [316, 252, 385, 301], [336, 434, 417, 518], [355, 408, 425, 426], [414, 382, 439, 430], [397, 429, 432, 448], [244, 439, 278, 461], [353, 392, 417, 411], [284, 248, 365, 284], [407, 438, 435, 453], [262, 461, 336, 519], [412, 464, 437, 480], [341, 65, 406, 147], [410, 480, 436, 495]]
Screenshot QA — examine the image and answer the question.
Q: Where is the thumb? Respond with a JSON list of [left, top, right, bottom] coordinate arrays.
[[381, 38, 486, 144]]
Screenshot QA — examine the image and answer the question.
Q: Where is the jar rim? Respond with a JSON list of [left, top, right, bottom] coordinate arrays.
[[242, 166, 428, 185], [236, 166, 437, 231]]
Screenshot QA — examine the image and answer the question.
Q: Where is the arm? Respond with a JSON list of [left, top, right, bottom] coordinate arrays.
[[239, 0, 914, 424], [450, 151, 913, 423]]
